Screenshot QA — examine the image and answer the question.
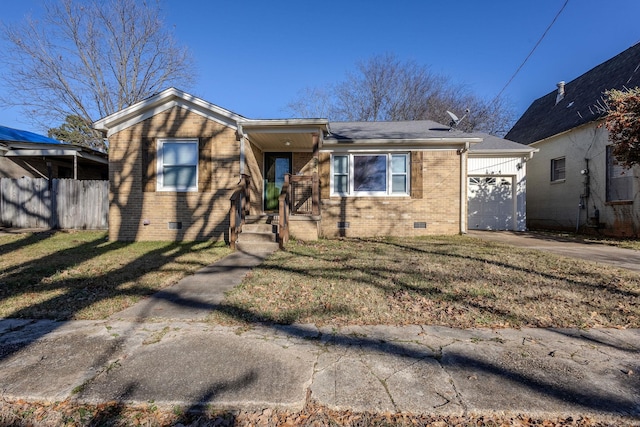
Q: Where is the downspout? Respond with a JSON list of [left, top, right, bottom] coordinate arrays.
[[236, 124, 245, 176], [459, 142, 470, 234]]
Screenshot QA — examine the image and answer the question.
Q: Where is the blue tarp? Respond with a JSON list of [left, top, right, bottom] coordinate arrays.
[[0, 125, 62, 145]]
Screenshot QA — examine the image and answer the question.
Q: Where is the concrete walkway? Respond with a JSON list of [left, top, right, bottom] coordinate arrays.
[[110, 246, 277, 321], [0, 242, 639, 423], [468, 230, 640, 272]]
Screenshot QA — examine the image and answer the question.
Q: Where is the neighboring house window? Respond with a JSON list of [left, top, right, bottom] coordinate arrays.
[[157, 138, 199, 191], [331, 153, 409, 196], [551, 157, 565, 182], [606, 145, 633, 201]]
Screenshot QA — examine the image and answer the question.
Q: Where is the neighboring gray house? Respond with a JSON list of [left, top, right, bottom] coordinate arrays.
[[506, 42, 640, 237]]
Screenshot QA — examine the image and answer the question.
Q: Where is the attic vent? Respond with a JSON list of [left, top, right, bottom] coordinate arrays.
[[555, 81, 565, 105]]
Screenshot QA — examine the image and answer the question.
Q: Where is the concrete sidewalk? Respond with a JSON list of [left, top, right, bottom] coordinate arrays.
[[0, 319, 638, 422], [0, 243, 639, 423]]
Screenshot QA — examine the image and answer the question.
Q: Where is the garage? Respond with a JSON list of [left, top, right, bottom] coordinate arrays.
[[468, 176, 515, 230]]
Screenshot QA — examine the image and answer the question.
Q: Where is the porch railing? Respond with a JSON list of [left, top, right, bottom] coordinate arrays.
[[278, 175, 290, 249], [278, 173, 320, 249], [229, 174, 250, 250], [288, 173, 320, 216]]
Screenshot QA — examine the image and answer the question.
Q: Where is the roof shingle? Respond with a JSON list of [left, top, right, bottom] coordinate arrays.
[[506, 42, 640, 145]]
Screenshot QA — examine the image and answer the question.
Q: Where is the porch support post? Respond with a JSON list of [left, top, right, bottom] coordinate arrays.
[[73, 152, 78, 180], [458, 142, 469, 234], [312, 172, 320, 216], [312, 132, 320, 167], [312, 132, 320, 215]]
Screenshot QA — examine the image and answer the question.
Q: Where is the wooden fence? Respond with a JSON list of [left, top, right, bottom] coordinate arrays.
[[0, 178, 108, 229]]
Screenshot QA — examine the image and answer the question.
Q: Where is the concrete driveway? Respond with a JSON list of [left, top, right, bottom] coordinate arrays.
[[468, 230, 640, 272]]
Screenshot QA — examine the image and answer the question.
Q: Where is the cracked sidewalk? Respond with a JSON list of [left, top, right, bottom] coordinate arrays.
[[1, 319, 637, 424]]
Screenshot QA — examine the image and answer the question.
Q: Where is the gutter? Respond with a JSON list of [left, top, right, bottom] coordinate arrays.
[[469, 148, 539, 157], [459, 142, 470, 234], [323, 137, 483, 145]]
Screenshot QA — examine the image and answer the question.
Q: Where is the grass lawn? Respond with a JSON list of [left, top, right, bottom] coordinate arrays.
[[0, 230, 231, 320], [0, 231, 638, 328], [212, 236, 640, 329]]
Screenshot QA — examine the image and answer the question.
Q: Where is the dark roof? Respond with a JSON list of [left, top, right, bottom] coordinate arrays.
[[326, 120, 479, 141], [0, 125, 62, 144], [506, 42, 640, 145], [325, 121, 533, 154], [470, 133, 536, 153]]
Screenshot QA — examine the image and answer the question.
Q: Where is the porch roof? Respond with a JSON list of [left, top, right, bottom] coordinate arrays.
[[238, 119, 329, 151]]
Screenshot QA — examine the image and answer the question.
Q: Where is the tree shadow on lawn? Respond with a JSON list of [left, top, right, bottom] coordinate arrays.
[[0, 231, 225, 357], [372, 237, 640, 299], [0, 230, 58, 258], [248, 238, 638, 329], [1, 235, 639, 421]]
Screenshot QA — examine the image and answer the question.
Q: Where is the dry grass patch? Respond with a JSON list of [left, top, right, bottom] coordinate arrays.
[[0, 231, 230, 320], [0, 398, 623, 426], [212, 236, 640, 328]]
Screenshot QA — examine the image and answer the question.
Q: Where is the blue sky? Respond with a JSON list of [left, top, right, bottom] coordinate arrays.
[[1, 0, 639, 134]]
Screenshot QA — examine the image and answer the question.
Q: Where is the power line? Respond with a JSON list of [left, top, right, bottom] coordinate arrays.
[[492, 0, 570, 104]]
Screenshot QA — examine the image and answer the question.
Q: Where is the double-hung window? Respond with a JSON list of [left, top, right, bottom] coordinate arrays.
[[157, 138, 199, 192], [606, 145, 632, 201], [331, 153, 409, 196], [551, 157, 565, 182]]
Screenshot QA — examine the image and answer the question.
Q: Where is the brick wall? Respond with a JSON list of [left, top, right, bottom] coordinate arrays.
[[108, 106, 240, 241], [318, 150, 462, 237]]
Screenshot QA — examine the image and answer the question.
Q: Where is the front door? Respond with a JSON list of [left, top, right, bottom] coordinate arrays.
[[264, 152, 292, 211]]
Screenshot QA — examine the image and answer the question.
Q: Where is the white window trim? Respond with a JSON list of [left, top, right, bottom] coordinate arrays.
[[156, 138, 199, 192], [551, 157, 565, 182], [332, 154, 350, 196], [330, 153, 410, 197]]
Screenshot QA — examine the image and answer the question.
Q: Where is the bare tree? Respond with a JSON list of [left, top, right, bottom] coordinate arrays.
[[1, 0, 195, 150], [286, 53, 514, 136], [285, 86, 336, 119]]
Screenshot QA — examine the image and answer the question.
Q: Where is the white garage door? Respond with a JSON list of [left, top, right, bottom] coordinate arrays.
[[468, 176, 514, 230]]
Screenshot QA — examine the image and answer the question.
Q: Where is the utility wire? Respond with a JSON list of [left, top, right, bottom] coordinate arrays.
[[492, 0, 570, 104]]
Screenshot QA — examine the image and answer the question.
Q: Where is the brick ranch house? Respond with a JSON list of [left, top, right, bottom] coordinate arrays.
[[94, 88, 535, 244]]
